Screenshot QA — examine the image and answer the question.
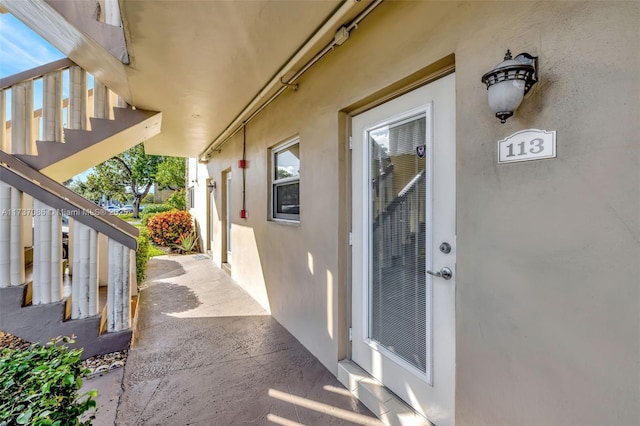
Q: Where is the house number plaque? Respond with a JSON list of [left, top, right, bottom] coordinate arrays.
[[498, 129, 556, 164]]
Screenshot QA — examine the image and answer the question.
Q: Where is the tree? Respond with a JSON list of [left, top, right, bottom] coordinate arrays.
[[83, 144, 161, 218], [155, 156, 186, 190]]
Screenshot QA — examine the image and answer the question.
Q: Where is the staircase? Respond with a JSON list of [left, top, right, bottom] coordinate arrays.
[[0, 58, 161, 182], [0, 60, 160, 358]]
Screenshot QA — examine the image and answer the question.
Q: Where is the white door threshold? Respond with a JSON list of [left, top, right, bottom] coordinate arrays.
[[338, 360, 433, 426]]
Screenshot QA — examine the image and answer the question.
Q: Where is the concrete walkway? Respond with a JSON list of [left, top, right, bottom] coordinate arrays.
[[114, 254, 382, 425]]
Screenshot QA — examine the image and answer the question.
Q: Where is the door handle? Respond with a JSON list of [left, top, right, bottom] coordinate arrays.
[[427, 267, 453, 280]]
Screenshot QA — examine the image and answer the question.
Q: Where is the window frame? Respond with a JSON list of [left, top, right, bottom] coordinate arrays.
[[270, 137, 300, 222]]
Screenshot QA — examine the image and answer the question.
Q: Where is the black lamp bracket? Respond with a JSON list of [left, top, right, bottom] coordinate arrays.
[[481, 51, 539, 95]]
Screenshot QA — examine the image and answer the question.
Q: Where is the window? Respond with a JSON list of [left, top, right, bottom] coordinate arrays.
[[271, 138, 300, 221], [188, 186, 194, 209]]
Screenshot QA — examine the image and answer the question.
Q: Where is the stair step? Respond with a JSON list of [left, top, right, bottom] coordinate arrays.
[[13, 107, 161, 181]]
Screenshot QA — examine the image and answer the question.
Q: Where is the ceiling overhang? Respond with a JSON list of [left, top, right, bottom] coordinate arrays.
[[2, 0, 375, 158]]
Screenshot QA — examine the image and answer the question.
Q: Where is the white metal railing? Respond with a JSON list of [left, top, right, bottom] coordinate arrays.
[[0, 59, 124, 156], [0, 176, 135, 333]]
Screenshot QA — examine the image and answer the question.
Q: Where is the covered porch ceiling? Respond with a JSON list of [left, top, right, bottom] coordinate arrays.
[[3, 0, 377, 158], [122, 0, 353, 158]]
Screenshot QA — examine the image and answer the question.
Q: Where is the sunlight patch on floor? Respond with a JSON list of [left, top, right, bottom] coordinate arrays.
[[268, 388, 376, 425], [267, 413, 304, 426]]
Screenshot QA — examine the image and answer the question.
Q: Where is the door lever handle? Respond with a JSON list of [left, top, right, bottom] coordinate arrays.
[[427, 267, 452, 280]]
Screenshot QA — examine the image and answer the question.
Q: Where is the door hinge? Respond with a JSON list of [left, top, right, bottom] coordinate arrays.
[[348, 136, 352, 150], [348, 327, 353, 341], [348, 231, 353, 246]]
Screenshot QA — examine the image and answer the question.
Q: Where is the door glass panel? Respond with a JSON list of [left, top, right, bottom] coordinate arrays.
[[369, 114, 428, 373]]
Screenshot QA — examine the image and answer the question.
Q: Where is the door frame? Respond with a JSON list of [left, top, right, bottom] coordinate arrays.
[[347, 72, 456, 425], [221, 168, 232, 266]]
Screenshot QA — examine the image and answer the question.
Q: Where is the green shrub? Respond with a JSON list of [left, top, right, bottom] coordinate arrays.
[[116, 213, 134, 221], [140, 204, 174, 226], [142, 193, 155, 204], [0, 336, 97, 425], [166, 189, 186, 211], [147, 210, 193, 248], [136, 228, 151, 284], [172, 229, 199, 254]]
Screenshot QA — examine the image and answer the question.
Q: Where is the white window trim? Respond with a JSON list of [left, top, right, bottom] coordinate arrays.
[[270, 137, 300, 222]]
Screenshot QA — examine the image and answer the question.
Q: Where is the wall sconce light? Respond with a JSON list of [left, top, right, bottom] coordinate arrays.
[[207, 181, 216, 193], [481, 49, 538, 123]]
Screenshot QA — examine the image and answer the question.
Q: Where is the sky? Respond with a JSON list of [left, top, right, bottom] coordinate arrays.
[[0, 14, 65, 79], [0, 14, 93, 181]]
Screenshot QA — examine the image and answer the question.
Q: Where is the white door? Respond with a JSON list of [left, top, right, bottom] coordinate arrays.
[[351, 74, 456, 425]]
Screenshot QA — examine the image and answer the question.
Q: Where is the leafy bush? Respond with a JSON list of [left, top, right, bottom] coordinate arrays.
[[136, 228, 151, 284], [0, 336, 97, 425], [142, 193, 155, 204], [166, 189, 186, 211], [140, 204, 174, 226], [147, 210, 193, 248], [116, 213, 134, 221]]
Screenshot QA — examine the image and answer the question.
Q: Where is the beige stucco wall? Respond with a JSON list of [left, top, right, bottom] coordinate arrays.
[[194, 2, 639, 424]]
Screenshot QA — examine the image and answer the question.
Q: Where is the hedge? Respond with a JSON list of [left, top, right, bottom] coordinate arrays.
[[147, 210, 193, 248], [0, 337, 97, 426]]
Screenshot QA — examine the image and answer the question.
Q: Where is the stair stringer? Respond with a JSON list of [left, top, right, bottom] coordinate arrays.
[[15, 107, 162, 183]]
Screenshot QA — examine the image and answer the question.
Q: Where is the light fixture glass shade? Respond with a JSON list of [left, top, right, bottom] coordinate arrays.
[[488, 78, 525, 114], [481, 50, 538, 123]]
